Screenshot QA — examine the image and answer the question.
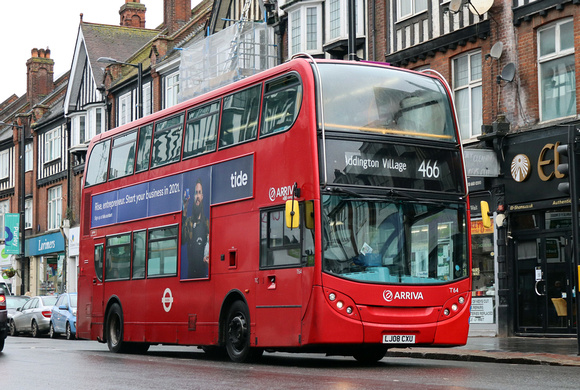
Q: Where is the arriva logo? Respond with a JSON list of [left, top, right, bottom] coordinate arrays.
[[383, 290, 424, 302], [268, 185, 294, 202]]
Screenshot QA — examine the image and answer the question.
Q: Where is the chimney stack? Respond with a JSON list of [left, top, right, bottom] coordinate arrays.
[[164, 0, 191, 35], [26, 47, 54, 107], [120, 0, 146, 28]]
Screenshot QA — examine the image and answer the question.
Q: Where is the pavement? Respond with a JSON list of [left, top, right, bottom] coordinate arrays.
[[386, 336, 580, 366]]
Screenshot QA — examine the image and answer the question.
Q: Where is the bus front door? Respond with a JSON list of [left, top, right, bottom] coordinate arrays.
[[255, 267, 303, 347]]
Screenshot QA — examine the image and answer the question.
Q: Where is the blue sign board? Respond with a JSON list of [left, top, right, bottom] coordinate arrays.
[[28, 232, 65, 256], [91, 155, 254, 228]]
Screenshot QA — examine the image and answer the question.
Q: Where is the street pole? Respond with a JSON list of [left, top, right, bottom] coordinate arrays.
[[19, 124, 25, 295], [347, 0, 357, 61], [137, 62, 143, 119]]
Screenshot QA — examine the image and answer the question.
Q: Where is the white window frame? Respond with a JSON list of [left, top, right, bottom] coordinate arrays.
[[143, 81, 152, 117], [0, 199, 9, 238], [25, 142, 33, 172], [538, 18, 575, 122], [398, 0, 428, 21], [0, 149, 9, 179], [25, 198, 32, 230], [164, 72, 180, 109], [287, 2, 323, 56], [70, 113, 86, 146], [87, 105, 105, 139], [44, 126, 62, 162], [324, 0, 364, 44], [47, 185, 62, 231], [452, 50, 483, 140], [118, 92, 132, 127]]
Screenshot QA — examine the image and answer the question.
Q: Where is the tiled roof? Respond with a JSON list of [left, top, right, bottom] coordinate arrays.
[[81, 22, 160, 85]]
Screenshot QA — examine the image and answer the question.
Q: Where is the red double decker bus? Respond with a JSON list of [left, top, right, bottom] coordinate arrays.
[[77, 57, 472, 363]]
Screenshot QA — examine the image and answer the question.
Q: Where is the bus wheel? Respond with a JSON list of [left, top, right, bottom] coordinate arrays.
[[353, 346, 387, 364], [225, 301, 262, 363], [107, 303, 126, 353]]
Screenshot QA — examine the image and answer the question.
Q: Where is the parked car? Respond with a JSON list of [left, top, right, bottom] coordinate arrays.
[[0, 288, 7, 351], [9, 295, 58, 337], [49, 293, 77, 340], [6, 295, 30, 323]]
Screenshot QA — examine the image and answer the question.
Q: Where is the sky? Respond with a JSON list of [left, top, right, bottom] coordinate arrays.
[[0, 0, 165, 104]]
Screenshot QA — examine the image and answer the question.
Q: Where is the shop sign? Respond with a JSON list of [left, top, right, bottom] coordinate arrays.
[[470, 297, 494, 324], [28, 232, 65, 256], [4, 213, 20, 255], [471, 220, 494, 235], [68, 227, 80, 257], [464, 149, 500, 177]]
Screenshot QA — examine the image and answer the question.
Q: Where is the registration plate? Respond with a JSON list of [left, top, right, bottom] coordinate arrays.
[[382, 334, 415, 344]]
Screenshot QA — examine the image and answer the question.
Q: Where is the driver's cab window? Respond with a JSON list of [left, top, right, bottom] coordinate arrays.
[[260, 202, 314, 268]]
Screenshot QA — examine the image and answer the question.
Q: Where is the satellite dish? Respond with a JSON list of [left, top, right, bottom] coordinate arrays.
[[498, 63, 516, 83], [449, 0, 462, 13], [468, 0, 493, 16], [489, 41, 503, 59]]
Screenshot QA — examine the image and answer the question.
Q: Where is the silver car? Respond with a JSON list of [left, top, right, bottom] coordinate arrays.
[[10, 295, 58, 337]]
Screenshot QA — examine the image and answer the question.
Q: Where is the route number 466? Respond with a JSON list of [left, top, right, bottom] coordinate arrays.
[[418, 160, 440, 178]]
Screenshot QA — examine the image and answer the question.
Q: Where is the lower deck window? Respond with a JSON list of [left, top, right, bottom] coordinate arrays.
[[148, 226, 178, 277]]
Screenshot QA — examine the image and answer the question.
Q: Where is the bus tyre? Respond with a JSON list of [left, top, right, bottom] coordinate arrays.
[[225, 301, 262, 363], [107, 303, 127, 353], [353, 345, 387, 364]]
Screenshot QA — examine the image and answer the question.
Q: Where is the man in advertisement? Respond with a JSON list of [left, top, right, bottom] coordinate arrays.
[[182, 178, 209, 279]]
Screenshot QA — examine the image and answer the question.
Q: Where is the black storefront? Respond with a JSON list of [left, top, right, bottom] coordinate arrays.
[[471, 124, 578, 336]]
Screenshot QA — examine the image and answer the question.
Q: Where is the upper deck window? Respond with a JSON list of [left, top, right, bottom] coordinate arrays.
[[219, 85, 262, 148], [261, 74, 303, 137], [318, 63, 456, 142], [85, 140, 111, 187], [109, 131, 137, 180], [151, 114, 184, 168], [183, 101, 220, 159], [136, 124, 153, 173]]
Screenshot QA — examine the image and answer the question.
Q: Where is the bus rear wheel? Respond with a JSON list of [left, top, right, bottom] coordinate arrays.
[[107, 303, 126, 353], [225, 301, 262, 363]]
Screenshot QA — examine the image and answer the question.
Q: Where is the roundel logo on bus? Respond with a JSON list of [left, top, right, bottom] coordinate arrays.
[[383, 290, 424, 302], [268, 184, 295, 202], [162, 288, 174, 312]]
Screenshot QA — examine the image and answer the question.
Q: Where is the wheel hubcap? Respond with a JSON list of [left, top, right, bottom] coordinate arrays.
[[228, 314, 247, 351]]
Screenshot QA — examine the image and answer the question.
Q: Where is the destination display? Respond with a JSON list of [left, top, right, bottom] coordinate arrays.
[[324, 139, 465, 193], [91, 155, 254, 228]]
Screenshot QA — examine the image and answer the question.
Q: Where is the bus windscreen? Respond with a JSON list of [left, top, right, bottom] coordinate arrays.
[[318, 63, 457, 142]]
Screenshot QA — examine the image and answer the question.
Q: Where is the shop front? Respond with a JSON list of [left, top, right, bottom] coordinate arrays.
[[503, 126, 578, 336], [27, 232, 65, 296]]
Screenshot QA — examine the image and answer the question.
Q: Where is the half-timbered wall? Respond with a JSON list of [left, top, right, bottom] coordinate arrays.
[[386, 0, 488, 56], [37, 123, 68, 185], [75, 60, 102, 111]]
